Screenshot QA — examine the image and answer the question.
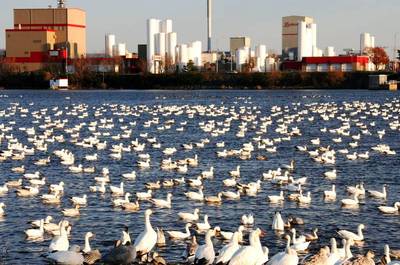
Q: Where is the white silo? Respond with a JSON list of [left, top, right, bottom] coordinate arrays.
[[191, 41, 202, 67], [311, 23, 317, 48], [105, 34, 116, 58], [167, 32, 177, 64], [360, 33, 371, 53], [370, 36, 375, 48], [147, 18, 160, 73], [178, 44, 189, 65], [155, 32, 166, 57], [255, 45, 267, 71], [160, 19, 173, 34]]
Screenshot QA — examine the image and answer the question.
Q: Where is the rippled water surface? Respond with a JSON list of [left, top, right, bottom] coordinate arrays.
[[0, 89, 399, 264]]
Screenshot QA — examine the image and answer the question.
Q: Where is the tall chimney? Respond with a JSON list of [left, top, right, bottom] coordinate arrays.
[[207, 0, 212, 52]]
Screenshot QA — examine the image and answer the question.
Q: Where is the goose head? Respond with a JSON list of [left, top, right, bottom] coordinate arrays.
[[145, 209, 153, 216], [194, 208, 200, 215], [86, 231, 94, 239]]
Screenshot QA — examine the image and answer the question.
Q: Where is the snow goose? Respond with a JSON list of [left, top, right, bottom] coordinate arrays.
[[327, 238, 341, 265], [188, 176, 203, 188], [82, 232, 94, 253], [194, 228, 217, 265], [304, 228, 318, 241], [113, 193, 131, 207], [50, 181, 64, 193], [215, 231, 240, 265], [297, 191, 311, 204], [122, 200, 140, 211], [223, 178, 237, 187], [229, 166, 241, 178], [228, 228, 266, 265], [25, 218, 44, 239], [378, 202, 400, 214], [324, 169, 337, 179], [110, 182, 124, 195], [220, 225, 245, 242], [134, 209, 157, 258], [49, 220, 70, 251], [156, 228, 166, 247], [201, 166, 214, 179], [89, 182, 106, 193], [166, 223, 192, 240], [205, 193, 222, 204], [150, 193, 172, 208], [337, 224, 365, 242], [178, 208, 200, 222], [341, 192, 359, 207], [272, 212, 285, 231], [367, 185, 387, 199], [268, 191, 284, 203], [222, 190, 241, 199], [16, 186, 39, 197], [241, 214, 254, 226], [324, 185, 336, 200], [136, 190, 152, 200], [122, 171, 136, 180], [6, 179, 22, 188], [383, 244, 400, 265], [267, 235, 299, 265], [195, 215, 211, 231], [62, 205, 80, 217], [0, 184, 8, 194], [185, 188, 204, 201], [71, 194, 87, 205]]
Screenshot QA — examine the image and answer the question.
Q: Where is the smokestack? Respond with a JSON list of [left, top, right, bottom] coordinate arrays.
[[207, 0, 212, 52]]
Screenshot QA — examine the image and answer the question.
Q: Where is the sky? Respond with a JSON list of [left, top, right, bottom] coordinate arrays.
[[1, 0, 399, 58]]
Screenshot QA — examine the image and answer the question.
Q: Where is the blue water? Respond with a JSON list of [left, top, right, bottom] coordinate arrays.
[[0, 89, 399, 264]]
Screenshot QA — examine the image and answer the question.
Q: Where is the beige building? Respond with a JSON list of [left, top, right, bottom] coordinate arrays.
[[230, 37, 251, 54], [282, 16, 313, 60], [5, 6, 86, 71]]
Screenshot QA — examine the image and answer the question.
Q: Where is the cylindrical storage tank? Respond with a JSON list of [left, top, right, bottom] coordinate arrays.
[[255, 45, 267, 60], [236, 48, 249, 72], [160, 19, 173, 34], [179, 44, 188, 65], [191, 41, 202, 67], [360, 33, 371, 53], [167, 32, 177, 64], [155, 33, 166, 57], [113, 43, 126, 57], [105, 34, 115, 57], [147, 18, 160, 73], [370, 36, 375, 48]]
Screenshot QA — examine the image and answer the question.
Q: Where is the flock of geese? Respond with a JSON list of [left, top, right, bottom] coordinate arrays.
[[0, 94, 399, 265]]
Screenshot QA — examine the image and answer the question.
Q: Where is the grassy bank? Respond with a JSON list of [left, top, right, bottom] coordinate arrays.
[[0, 71, 398, 89]]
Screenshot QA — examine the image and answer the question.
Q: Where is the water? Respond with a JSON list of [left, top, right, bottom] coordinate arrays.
[[0, 89, 399, 264]]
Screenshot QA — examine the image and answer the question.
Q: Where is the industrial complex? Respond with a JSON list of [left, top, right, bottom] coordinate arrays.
[[0, 0, 399, 75]]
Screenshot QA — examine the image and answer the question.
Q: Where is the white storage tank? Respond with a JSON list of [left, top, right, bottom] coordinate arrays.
[[360, 33, 371, 53], [160, 19, 173, 34], [155, 32, 166, 57], [236, 47, 249, 72], [190, 41, 202, 67], [105, 34, 115, 58], [113, 43, 126, 57], [167, 32, 177, 64], [178, 44, 189, 65], [147, 18, 160, 73]]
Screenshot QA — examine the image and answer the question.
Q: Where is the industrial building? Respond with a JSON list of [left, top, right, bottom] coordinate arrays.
[[230, 37, 251, 54], [4, 0, 86, 72], [147, 18, 177, 73]]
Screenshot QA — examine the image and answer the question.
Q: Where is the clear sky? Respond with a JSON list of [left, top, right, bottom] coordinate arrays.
[[1, 0, 399, 58]]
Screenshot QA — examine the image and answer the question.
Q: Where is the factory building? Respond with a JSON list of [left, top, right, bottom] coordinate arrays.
[[147, 18, 177, 73], [282, 16, 314, 61], [4, 0, 86, 72], [176, 41, 202, 70], [230, 37, 251, 54], [105, 34, 116, 58], [105, 34, 128, 57]]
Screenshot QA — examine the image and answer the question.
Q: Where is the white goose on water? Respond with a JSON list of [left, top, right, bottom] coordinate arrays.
[[195, 215, 211, 231], [228, 228, 266, 265], [324, 185, 336, 200], [185, 188, 204, 201], [134, 209, 157, 257], [25, 219, 44, 239], [272, 212, 285, 231], [110, 182, 124, 195], [367, 184, 387, 199], [166, 223, 192, 240], [215, 231, 240, 265], [150, 193, 172, 208], [136, 190, 152, 200], [337, 224, 365, 241], [178, 208, 200, 222], [194, 228, 217, 265], [267, 235, 298, 265], [49, 220, 70, 252], [378, 202, 400, 214]]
